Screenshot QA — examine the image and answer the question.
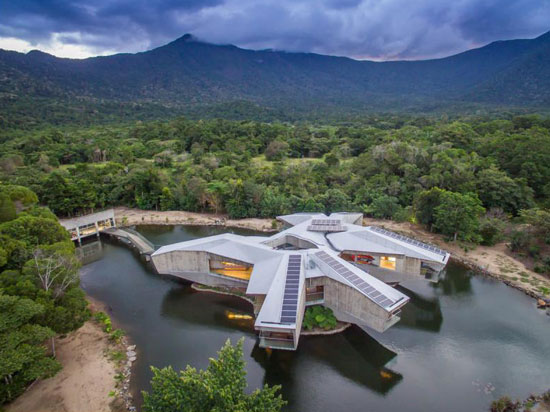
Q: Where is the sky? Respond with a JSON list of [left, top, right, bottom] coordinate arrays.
[[0, 0, 549, 60]]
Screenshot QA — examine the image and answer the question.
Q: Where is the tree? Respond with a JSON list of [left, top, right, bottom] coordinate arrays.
[[264, 140, 289, 161], [0, 294, 60, 404], [364, 195, 402, 219], [433, 192, 485, 241], [519, 208, 550, 239], [159, 187, 175, 211], [24, 246, 81, 299], [0, 192, 16, 223], [142, 339, 286, 412], [475, 167, 534, 214], [414, 187, 446, 230]]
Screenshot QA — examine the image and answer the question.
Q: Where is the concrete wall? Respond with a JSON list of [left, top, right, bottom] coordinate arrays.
[[294, 284, 307, 347], [344, 251, 422, 280], [152, 250, 247, 288], [263, 235, 318, 250], [307, 276, 397, 333]]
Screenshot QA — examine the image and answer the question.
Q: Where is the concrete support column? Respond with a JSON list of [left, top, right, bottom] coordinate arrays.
[[76, 226, 82, 245]]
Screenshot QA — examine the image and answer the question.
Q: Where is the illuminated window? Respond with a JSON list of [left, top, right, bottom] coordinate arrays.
[[210, 260, 252, 280], [380, 256, 396, 270]]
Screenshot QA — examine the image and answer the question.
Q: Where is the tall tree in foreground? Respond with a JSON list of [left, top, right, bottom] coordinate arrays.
[[142, 339, 286, 412]]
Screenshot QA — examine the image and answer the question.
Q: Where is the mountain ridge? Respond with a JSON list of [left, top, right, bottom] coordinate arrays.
[[1, 30, 549, 115]]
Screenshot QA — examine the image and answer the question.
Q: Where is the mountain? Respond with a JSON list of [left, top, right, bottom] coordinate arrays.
[[0, 31, 549, 119]]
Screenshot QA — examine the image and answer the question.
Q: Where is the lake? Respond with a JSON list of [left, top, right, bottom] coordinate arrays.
[[79, 225, 550, 412]]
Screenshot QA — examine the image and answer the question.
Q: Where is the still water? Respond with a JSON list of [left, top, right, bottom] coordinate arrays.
[[79, 225, 550, 412]]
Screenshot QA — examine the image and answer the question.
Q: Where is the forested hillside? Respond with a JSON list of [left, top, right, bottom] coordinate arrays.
[[1, 114, 550, 273], [1, 31, 549, 125]]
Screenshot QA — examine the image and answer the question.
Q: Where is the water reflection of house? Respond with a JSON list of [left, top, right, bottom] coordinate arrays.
[[394, 287, 443, 333], [152, 212, 450, 351], [251, 326, 403, 396], [74, 240, 104, 265]]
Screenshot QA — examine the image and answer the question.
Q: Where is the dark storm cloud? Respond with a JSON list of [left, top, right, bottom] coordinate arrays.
[[0, 0, 548, 59]]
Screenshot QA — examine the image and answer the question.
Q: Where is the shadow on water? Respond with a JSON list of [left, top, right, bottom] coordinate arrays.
[[430, 263, 474, 296], [252, 326, 403, 400], [160, 286, 256, 333], [394, 286, 443, 333]]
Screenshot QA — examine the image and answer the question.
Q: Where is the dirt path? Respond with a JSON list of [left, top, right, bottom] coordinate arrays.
[[114, 206, 276, 232], [6, 321, 120, 412]]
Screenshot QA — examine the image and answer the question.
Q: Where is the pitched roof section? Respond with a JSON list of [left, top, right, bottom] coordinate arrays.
[[311, 250, 408, 311], [277, 213, 325, 227], [327, 226, 450, 264]]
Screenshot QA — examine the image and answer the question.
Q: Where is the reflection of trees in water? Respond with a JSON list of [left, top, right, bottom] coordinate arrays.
[[430, 264, 473, 296], [252, 326, 403, 399], [395, 286, 443, 332], [160, 286, 255, 333], [136, 224, 265, 246]]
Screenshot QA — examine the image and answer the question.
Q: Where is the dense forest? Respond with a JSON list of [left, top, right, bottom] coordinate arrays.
[[0, 184, 89, 404], [1, 113, 550, 274]]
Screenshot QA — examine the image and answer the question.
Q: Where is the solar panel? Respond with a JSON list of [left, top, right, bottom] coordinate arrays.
[[369, 226, 447, 257], [307, 218, 347, 233], [314, 251, 397, 309], [280, 254, 302, 325]]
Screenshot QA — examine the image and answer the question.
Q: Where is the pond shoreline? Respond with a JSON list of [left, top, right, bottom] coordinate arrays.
[[6, 296, 131, 412]]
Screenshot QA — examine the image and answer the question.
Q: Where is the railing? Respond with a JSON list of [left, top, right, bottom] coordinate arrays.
[[305, 292, 324, 303], [123, 227, 156, 251], [259, 337, 295, 350]]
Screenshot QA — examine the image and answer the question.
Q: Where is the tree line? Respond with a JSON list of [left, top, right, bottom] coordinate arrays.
[[1, 114, 550, 270]]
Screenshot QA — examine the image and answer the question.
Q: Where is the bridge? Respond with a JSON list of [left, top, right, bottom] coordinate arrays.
[[102, 227, 156, 256]]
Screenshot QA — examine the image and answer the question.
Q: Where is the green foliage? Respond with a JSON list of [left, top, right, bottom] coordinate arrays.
[[94, 311, 113, 333], [302, 305, 338, 331], [490, 396, 521, 412], [142, 339, 286, 412], [433, 191, 485, 242], [0, 186, 89, 405], [0, 193, 16, 223], [2, 115, 550, 246], [109, 329, 125, 343], [0, 294, 61, 404], [479, 218, 505, 246]]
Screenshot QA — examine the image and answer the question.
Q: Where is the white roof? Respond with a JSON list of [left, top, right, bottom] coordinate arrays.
[[277, 213, 325, 226], [328, 226, 450, 264], [59, 209, 115, 229], [152, 212, 450, 324]]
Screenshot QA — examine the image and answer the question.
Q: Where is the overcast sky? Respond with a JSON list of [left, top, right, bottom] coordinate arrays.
[[0, 0, 549, 60]]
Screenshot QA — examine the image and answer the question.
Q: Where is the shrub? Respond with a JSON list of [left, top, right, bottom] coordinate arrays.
[[510, 230, 529, 252], [94, 311, 112, 333], [490, 396, 521, 412], [479, 217, 505, 246], [302, 305, 338, 330], [110, 329, 125, 343]]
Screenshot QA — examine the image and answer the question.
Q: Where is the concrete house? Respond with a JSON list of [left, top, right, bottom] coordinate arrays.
[[151, 212, 450, 350]]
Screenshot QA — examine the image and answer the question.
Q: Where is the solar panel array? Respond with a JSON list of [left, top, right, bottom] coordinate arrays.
[[369, 226, 447, 258], [280, 255, 302, 324], [307, 218, 346, 233], [314, 251, 397, 309]]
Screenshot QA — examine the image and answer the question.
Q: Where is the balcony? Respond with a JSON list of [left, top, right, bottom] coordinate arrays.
[[258, 331, 296, 350], [305, 292, 324, 306]]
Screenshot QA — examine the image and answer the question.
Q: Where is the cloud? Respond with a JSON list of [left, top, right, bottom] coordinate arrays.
[[0, 0, 548, 59]]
